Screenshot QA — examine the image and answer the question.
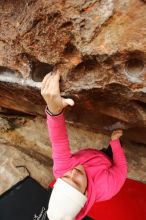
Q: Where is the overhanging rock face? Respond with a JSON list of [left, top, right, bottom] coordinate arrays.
[[0, 0, 146, 144]]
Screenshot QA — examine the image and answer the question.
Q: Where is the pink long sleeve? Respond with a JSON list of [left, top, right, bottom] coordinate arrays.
[[97, 139, 128, 200], [46, 111, 73, 178], [46, 109, 128, 218]]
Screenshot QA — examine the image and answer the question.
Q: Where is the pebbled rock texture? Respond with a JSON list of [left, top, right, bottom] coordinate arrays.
[[0, 0, 146, 144]]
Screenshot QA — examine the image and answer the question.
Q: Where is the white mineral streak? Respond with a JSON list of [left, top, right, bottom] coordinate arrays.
[[100, 0, 114, 18], [0, 71, 41, 89], [134, 87, 146, 93], [104, 121, 129, 131], [124, 70, 145, 84]]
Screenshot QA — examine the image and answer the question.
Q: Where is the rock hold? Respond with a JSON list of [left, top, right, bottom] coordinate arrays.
[[0, 0, 146, 144]]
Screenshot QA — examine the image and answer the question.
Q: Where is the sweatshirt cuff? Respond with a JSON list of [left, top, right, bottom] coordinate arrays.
[[109, 139, 121, 147], [45, 106, 64, 116], [45, 106, 65, 127]]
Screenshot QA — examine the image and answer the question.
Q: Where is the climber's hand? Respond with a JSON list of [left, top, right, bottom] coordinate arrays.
[[41, 70, 74, 114], [111, 129, 123, 141]]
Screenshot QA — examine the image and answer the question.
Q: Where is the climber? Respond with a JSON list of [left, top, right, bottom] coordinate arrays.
[[41, 70, 128, 220]]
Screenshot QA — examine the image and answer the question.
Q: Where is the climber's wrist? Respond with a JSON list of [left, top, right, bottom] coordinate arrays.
[[46, 106, 63, 116]]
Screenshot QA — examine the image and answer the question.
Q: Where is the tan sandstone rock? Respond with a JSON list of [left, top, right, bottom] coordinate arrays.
[[0, 0, 146, 143], [0, 140, 54, 195]]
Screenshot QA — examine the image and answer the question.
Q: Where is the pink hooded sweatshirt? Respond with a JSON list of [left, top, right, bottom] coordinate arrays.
[[46, 110, 128, 220]]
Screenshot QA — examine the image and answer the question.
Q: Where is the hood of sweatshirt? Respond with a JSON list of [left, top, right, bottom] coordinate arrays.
[[75, 168, 96, 220]]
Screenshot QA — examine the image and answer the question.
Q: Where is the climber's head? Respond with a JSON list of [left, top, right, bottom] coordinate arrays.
[[47, 165, 88, 220], [62, 164, 88, 195]]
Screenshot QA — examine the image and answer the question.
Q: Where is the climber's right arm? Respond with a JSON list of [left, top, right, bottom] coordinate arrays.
[[41, 71, 75, 178]]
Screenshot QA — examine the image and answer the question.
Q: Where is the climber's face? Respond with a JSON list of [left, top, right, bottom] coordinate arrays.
[[61, 165, 87, 195]]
